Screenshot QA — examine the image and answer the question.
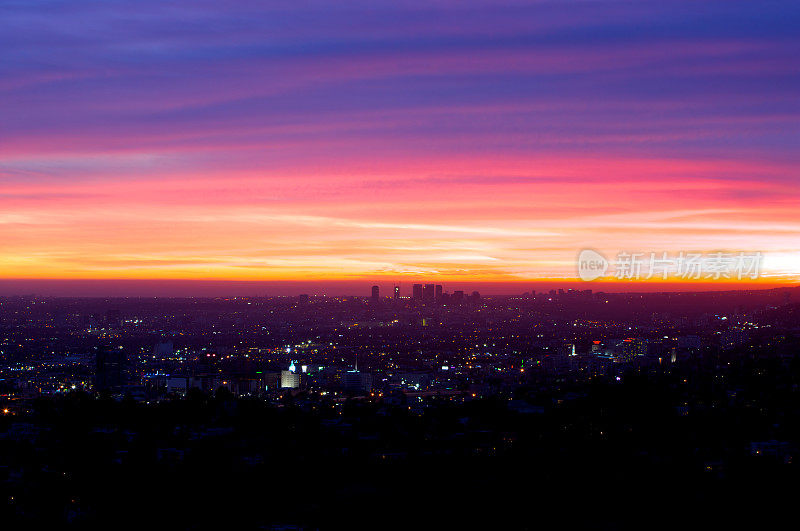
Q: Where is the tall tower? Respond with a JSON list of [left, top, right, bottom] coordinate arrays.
[[423, 284, 434, 301], [371, 285, 379, 302], [413, 284, 423, 300], [394, 285, 400, 300]]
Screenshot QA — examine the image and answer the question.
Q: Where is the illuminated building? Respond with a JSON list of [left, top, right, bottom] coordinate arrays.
[[281, 361, 301, 388], [619, 338, 647, 361]]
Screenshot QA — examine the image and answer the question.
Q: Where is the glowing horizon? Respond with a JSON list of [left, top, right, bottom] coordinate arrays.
[[2, 1, 799, 291]]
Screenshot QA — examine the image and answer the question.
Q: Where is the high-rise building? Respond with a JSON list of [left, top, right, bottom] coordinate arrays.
[[413, 284, 423, 300], [371, 285, 380, 301], [453, 290, 464, 302], [423, 284, 435, 301], [95, 347, 128, 392], [619, 338, 647, 361], [281, 361, 301, 388], [394, 285, 400, 300], [435, 284, 443, 302], [344, 371, 373, 394]]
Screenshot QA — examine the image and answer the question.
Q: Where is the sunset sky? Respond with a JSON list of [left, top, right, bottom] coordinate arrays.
[[2, 1, 799, 294]]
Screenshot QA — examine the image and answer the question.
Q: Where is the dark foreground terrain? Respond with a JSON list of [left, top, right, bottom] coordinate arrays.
[[3, 349, 800, 529]]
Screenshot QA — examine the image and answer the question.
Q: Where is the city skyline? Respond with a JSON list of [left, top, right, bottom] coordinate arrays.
[[4, 3, 800, 527]]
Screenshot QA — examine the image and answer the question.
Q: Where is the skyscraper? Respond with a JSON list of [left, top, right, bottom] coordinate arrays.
[[394, 285, 400, 300], [371, 285, 379, 301], [413, 284, 423, 300], [435, 284, 443, 302], [95, 347, 128, 392], [423, 284, 435, 301]]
